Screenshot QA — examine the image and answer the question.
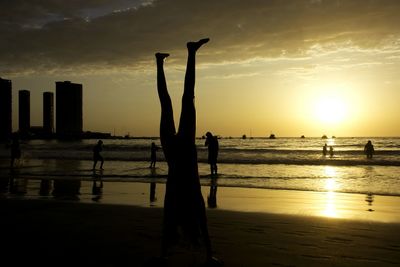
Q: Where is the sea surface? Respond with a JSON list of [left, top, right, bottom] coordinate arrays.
[[1, 137, 400, 197]]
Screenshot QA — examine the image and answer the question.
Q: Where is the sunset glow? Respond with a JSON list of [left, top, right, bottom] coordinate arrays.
[[1, 0, 399, 137]]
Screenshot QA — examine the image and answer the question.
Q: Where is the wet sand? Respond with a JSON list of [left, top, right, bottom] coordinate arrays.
[[1, 195, 400, 267]]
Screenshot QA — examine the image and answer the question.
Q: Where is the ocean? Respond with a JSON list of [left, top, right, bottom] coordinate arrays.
[[1, 137, 400, 197]]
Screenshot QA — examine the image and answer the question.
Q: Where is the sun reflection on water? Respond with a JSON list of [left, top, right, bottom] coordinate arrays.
[[321, 166, 339, 218]]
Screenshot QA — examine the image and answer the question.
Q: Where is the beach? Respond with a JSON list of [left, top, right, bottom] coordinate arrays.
[[1, 137, 400, 266], [1, 183, 400, 267]]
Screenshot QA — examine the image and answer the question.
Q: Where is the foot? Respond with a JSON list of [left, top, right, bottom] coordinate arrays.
[[187, 38, 210, 52], [155, 52, 170, 61]]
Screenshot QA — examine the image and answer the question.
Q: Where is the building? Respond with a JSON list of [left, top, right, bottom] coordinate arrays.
[[19, 90, 30, 136], [56, 81, 83, 138], [43, 92, 54, 134], [0, 78, 12, 140]]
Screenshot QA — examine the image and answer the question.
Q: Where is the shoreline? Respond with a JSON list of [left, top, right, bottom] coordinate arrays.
[[2, 179, 400, 223]]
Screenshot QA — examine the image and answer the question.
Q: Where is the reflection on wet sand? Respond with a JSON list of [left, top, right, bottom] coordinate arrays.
[[207, 177, 218, 208], [52, 160, 82, 200], [150, 168, 157, 205], [9, 169, 27, 195], [366, 193, 374, 212], [92, 170, 104, 202], [150, 182, 157, 204], [39, 179, 52, 196]]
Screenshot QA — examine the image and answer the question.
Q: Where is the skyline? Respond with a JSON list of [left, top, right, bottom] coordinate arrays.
[[2, 0, 400, 137]]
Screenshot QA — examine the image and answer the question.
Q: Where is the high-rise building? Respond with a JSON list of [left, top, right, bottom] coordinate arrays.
[[43, 92, 54, 134], [0, 78, 12, 140], [56, 81, 83, 137], [19, 90, 30, 136]]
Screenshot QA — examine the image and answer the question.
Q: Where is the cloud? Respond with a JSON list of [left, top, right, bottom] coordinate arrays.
[[1, 0, 400, 75]]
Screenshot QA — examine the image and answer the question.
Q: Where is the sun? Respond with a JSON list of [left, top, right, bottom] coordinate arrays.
[[314, 95, 348, 124]]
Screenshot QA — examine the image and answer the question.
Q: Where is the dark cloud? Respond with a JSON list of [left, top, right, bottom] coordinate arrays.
[[1, 0, 400, 75]]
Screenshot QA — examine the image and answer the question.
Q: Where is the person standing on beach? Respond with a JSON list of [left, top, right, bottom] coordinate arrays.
[[205, 132, 219, 175], [92, 140, 104, 170], [154, 38, 221, 266], [364, 140, 375, 159], [149, 142, 159, 168]]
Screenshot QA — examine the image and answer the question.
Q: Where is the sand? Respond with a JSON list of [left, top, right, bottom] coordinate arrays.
[[1, 197, 400, 267]]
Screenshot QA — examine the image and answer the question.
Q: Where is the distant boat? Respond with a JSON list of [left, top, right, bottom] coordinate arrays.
[[321, 135, 328, 139], [242, 134, 247, 139], [269, 134, 276, 139], [301, 135, 305, 138]]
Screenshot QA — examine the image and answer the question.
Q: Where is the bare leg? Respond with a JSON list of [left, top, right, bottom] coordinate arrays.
[[100, 158, 104, 169], [156, 53, 176, 160], [177, 38, 209, 142], [93, 160, 97, 170]]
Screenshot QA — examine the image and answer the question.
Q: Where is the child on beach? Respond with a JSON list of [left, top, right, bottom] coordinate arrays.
[[92, 140, 104, 170], [329, 146, 334, 157], [149, 142, 159, 168], [322, 143, 328, 156]]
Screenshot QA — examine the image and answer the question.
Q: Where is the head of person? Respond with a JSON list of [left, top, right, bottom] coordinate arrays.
[[98, 140, 103, 145], [206, 132, 212, 138], [367, 140, 372, 144]]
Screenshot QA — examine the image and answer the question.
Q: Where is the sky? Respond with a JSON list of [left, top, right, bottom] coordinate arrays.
[[1, 0, 400, 137]]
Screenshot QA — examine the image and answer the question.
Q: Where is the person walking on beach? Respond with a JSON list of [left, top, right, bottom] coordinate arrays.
[[322, 143, 328, 156], [92, 140, 104, 170], [205, 131, 219, 175], [149, 142, 159, 168], [10, 134, 21, 168], [364, 140, 375, 159], [154, 38, 221, 266], [329, 146, 334, 157]]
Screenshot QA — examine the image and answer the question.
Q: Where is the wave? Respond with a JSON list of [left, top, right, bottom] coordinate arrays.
[[2, 152, 400, 166]]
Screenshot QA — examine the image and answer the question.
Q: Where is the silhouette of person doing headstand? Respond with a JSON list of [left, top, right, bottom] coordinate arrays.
[[155, 38, 221, 265]]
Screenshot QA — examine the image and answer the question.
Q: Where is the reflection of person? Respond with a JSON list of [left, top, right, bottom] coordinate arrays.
[[329, 146, 334, 157], [205, 132, 219, 175], [150, 182, 157, 203], [92, 180, 103, 202], [322, 143, 328, 156], [149, 142, 159, 168], [92, 140, 104, 170], [365, 193, 374, 212], [207, 178, 218, 208], [155, 38, 220, 265], [364, 140, 375, 159], [39, 179, 52, 196], [10, 134, 21, 168]]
